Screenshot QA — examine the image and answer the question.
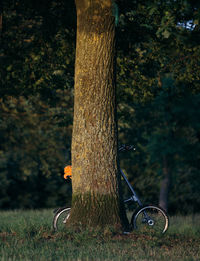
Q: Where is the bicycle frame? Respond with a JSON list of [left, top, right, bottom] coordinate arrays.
[[119, 148, 157, 226], [120, 168, 157, 227], [120, 168, 143, 207], [53, 145, 169, 233]]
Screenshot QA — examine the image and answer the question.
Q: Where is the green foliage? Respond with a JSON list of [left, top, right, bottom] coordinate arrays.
[[0, 93, 73, 209], [0, 0, 200, 214], [0, 1, 76, 209], [116, 0, 200, 214], [0, 0, 76, 97]]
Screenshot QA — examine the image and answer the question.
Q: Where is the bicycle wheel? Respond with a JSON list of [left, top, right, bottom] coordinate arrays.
[[131, 205, 169, 234], [53, 207, 71, 231]]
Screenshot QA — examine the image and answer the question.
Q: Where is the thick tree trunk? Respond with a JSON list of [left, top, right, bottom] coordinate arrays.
[[159, 156, 171, 212], [69, 0, 127, 229]]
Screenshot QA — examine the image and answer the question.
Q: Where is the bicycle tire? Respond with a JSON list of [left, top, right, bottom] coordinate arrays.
[[53, 207, 71, 231], [131, 205, 169, 234]]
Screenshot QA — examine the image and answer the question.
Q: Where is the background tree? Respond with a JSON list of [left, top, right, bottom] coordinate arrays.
[[0, 92, 73, 208], [116, 0, 200, 213]]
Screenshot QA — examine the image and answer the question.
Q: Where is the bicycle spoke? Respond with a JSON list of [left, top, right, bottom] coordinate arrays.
[[132, 206, 169, 234]]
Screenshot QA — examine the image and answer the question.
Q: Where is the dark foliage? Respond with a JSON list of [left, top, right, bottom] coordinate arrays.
[[0, 0, 200, 213]]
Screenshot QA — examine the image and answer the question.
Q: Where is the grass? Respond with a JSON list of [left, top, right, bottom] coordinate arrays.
[[0, 209, 200, 260]]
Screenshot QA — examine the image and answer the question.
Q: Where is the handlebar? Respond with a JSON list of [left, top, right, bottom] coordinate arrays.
[[118, 144, 136, 152]]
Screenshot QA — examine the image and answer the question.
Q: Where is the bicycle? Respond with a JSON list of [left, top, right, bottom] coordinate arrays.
[[53, 145, 169, 234]]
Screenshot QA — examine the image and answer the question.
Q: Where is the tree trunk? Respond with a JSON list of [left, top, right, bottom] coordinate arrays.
[[159, 156, 171, 212], [69, 0, 127, 229]]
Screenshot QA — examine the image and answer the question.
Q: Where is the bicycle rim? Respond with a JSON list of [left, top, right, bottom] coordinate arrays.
[[53, 208, 71, 231], [132, 205, 169, 234]]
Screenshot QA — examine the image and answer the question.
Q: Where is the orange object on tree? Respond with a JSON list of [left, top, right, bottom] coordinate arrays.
[[64, 165, 72, 179]]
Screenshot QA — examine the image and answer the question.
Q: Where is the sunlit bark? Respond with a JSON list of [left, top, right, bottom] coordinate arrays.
[[69, 0, 127, 228]]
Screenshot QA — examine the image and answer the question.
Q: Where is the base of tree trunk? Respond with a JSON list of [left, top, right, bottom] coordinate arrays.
[[68, 192, 125, 230]]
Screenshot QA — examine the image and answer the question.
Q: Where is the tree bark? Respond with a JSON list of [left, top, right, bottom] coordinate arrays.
[[159, 156, 171, 212], [69, 0, 127, 229]]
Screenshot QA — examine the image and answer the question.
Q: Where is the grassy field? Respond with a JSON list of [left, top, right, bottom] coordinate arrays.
[[0, 209, 200, 261]]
